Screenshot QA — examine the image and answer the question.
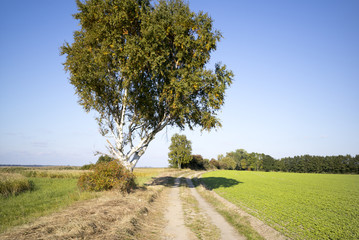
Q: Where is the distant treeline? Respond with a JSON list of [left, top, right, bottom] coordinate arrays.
[[267, 155, 358, 173], [184, 149, 359, 174]]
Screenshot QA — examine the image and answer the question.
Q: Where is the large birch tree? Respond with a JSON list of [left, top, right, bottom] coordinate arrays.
[[61, 0, 233, 171]]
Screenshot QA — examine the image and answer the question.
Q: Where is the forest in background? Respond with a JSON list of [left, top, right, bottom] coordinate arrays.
[[181, 149, 359, 174]]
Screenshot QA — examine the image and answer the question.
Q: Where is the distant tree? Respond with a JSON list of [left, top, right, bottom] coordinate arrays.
[[168, 134, 192, 169], [61, 0, 233, 171], [275, 154, 359, 174], [262, 154, 275, 172], [246, 153, 257, 171], [219, 156, 236, 170], [183, 154, 207, 170], [349, 155, 359, 173], [240, 159, 247, 170], [209, 158, 220, 169], [203, 158, 210, 170], [274, 159, 284, 172], [96, 155, 114, 164], [225, 149, 248, 169], [80, 163, 95, 170]]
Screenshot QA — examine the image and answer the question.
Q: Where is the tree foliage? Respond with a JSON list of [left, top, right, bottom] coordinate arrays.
[[182, 154, 209, 170], [96, 155, 115, 164], [276, 154, 359, 173], [168, 134, 192, 169], [216, 148, 359, 174], [219, 156, 237, 170], [61, 0, 233, 171]]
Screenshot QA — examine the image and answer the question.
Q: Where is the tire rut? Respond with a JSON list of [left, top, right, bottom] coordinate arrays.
[[163, 173, 195, 240], [184, 173, 246, 240]]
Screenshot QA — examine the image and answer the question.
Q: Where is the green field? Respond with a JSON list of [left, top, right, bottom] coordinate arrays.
[[0, 177, 99, 233], [201, 170, 359, 239]]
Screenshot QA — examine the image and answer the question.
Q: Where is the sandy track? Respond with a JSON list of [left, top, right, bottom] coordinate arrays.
[[163, 174, 195, 240], [163, 171, 245, 240], [185, 175, 246, 240]]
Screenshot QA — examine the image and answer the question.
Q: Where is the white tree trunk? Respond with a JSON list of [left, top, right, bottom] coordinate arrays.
[[107, 112, 170, 171]]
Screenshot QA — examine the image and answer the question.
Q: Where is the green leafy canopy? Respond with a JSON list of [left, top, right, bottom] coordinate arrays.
[[168, 133, 192, 169], [61, 0, 233, 169]]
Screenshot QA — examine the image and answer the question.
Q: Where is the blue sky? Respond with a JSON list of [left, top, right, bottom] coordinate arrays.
[[0, 0, 358, 167]]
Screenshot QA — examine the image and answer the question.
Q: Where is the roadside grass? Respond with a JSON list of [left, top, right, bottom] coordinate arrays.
[[0, 167, 169, 182], [179, 177, 221, 240], [0, 167, 171, 233], [0, 173, 34, 197], [0, 185, 167, 240], [0, 167, 89, 179], [201, 171, 359, 239], [192, 177, 264, 240], [0, 177, 98, 233], [23, 169, 91, 178], [116, 185, 168, 240]]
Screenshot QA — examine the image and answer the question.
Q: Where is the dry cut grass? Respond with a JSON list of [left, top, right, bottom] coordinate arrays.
[[0, 173, 33, 197], [0, 186, 166, 239], [0, 170, 176, 240]]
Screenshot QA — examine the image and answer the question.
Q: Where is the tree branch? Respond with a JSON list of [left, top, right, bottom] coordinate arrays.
[[106, 139, 124, 160], [115, 88, 128, 153]]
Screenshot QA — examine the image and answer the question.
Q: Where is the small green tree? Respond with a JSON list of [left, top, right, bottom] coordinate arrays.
[[168, 134, 192, 169]]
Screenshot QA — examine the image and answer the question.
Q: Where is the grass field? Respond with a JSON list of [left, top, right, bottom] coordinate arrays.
[[0, 173, 33, 197], [0, 167, 165, 233], [0, 177, 98, 233], [201, 170, 359, 239]]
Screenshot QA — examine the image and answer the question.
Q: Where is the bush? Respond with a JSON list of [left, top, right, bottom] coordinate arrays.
[[96, 155, 115, 164], [0, 173, 34, 197], [182, 155, 210, 170], [80, 163, 95, 170], [77, 160, 135, 193], [209, 158, 220, 169]]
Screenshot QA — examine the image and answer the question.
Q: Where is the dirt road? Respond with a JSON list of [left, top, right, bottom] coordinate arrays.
[[163, 172, 245, 240], [163, 171, 286, 240], [163, 173, 195, 240]]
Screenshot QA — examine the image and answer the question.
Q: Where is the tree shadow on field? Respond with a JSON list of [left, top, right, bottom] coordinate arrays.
[[200, 177, 242, 190]]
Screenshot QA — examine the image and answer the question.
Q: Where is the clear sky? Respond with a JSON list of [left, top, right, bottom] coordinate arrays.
[[0, 0, 358, 167]]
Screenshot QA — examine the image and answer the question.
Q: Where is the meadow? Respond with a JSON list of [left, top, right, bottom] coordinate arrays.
[[0, 166, 164, 233], [201, 170, 359, 239]]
